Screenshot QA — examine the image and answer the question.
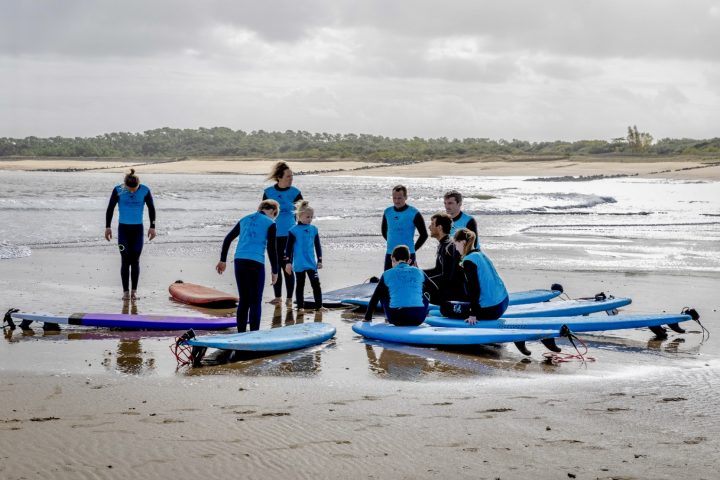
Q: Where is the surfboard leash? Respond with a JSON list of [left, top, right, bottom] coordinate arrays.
[[170, 329, 196, 366], [681, 307, 709, 342], [3, 308, 20, 330], [543, 326, 596, 365]]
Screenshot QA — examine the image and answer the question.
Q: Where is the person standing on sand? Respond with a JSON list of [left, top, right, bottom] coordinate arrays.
[[216, 199, 279, 332], [104, 168, 156, 301], [263, 161, 303, 305], [444, 190, 479, 249], [445, 228, 508, 324], [381, 184, 428, 271], [284, 200, 323, 311], [423, 212, 466, 304]]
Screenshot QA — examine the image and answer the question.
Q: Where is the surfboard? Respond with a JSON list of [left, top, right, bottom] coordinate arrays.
[[424, 312, 692, 338], [169, 280, 238, 308], [351, 321, 561, 346], [10, 311, 237, 330], [182, 323, 336, 352], [342, 287, 563, 310], [301, 281, 379, 308]]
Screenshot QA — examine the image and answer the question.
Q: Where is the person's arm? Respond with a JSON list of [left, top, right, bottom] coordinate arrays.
[[284, 231, 296, 264], [145, 190, 156, 240], [262, 191, 268, 200], [267, 224, 278, 274], [463, 260, 482, 318], [364, 277, 388, 321], [381, 214, 388, 240], [413, 212, 428, 251], [314, 231, 323, 268], [294, 191, 303, 202], [466, 217, 479, 247], [219, 223, 240, 262], [422, 271, 439, 299], [104, 188, 119, 241]]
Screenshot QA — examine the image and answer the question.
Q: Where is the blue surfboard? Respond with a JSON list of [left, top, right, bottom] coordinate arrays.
[[184, 322, 336, 351], [351, 321, 561, 346], [10, 311, 237, 330], [424, 313, 691, 337]]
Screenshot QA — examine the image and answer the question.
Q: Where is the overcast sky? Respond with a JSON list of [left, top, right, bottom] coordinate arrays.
[[2, 0, 719, 141]]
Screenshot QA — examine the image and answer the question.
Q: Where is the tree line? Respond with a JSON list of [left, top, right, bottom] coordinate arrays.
[[1, 127, 718, 160]]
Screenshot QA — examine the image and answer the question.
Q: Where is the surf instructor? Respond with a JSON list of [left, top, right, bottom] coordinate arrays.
[[105, 168, 156, 301], [381, 185, 428, 271]]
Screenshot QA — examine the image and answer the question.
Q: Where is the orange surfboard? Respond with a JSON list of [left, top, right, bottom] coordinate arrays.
[[169, 281, 238, 307]]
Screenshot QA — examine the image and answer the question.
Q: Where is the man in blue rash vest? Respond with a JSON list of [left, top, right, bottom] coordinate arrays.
[[263, 161, 303, 305], [444, 190, 479, 249], [423, 212, 467, 304], [444, 228, 509, 323], [381, 184, 428, 271], [216, 199, 280, 332], [363, 245, 436, 326], [105, 168, 156, 301], [284, 200, 323, 311]]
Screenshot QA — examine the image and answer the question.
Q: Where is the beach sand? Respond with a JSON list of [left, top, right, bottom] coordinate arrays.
[[2, 159, 719, 479]]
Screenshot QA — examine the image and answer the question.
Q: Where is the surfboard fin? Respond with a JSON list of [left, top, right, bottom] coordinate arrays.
[[667, 323, 686, 334], [42, 322, 60, 331], [191, 347, 207, 367], [20, 320, 34, 330], [541, 338, 562, 353], [514, 341, 532, 356], [648, 325, 668, 339]]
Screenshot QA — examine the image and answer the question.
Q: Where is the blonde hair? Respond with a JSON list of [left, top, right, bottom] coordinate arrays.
[[453, 228, 477, 257], [258, 199, 279, 213], [266, 161, 291, 182], [295, 199, 314, 220]]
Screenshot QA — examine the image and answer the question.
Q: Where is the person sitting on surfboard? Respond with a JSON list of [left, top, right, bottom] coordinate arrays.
[[423, 212, 466, 304], [216, 199, 280, 332], [284, 200, 323, 311], [363, 245, 436, 326], [446, 228, 508, 324], [263, 161, 303, 306], [381, 185, 428, 271], [104, 168, 156, 301], [444, 190, 479, 249]]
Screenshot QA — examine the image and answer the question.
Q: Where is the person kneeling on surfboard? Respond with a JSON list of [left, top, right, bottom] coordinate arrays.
[[363, 245, 436, 326], [216, 199, 280, 332], [284, 200, 323, 311], [444, 228, 509, 324]]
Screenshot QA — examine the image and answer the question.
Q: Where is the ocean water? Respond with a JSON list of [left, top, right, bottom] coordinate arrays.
[[2, 170, 719, 274]]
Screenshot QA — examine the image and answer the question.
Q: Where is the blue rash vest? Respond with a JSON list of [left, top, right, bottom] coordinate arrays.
[[263, 185, 302, 236], [382, 262, 426, 308], [450, 211, 479, 248], [234, 211, 276, 263], [286, 223, 321, 272], [463, 251, 508, 307], [116, 184, 151, 225], [384, 205, 420, 254]]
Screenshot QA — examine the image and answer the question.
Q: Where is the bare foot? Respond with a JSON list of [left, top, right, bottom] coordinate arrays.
[[285, 298, 293, 306], [268, 297, 282, 305], [122, 291, 130, 301], [130, 290, 138, 300]]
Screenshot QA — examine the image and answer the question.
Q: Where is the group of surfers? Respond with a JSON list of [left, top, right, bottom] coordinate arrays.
[[105, 162, 508, 332]]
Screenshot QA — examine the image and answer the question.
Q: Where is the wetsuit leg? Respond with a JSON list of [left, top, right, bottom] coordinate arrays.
[[307, 270, 322, 308], [295, 270, 307, 309], [118, 224, 144, 292], [384, 298, 429, 326], [473, 296, 510, 320], [234, 259, 265, 332], [272, 236, 286, 298]]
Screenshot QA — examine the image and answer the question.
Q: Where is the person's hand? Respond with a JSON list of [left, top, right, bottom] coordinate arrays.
[[317, 261, 323, 270], [216, 261, 226, 274], [147, 228, 156, 241], [466, 316, 477, 325], [284, 264, 293, 275], [104, 228, 112, 241], [271, 273, 278, 285]]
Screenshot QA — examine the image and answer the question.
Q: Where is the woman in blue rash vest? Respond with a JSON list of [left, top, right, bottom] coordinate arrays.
[[284, 200, 323, 311], [263, 161, 303, 305], [444, 190, 479, 249], [381, 185, 428, 271], [363, 245, 435, 326], [104, 169, 156, 301], [447, 228, 509, 324], [216, 199, 280, 332]]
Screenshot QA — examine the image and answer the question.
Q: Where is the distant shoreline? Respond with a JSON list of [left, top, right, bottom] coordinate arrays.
[[1, 155, 720, 180]]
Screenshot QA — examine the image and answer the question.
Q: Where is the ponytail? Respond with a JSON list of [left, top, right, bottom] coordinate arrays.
[[453, 228, 477, 257], [295, 199, 314, 220]]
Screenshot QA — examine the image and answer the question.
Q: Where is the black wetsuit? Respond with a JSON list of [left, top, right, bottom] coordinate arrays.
[[380, 205, 428, 270], [423, 235, 467, 304]]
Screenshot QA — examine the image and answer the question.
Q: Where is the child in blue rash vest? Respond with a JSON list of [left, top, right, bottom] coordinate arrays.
[[364, 245, 435, 326], [284, 200, 323, 311], [104, 168, 156, 301], [446, 228, 509, 323], [263, 161, 303, 305], [381, 184, 428, 271], [216, 200, 280, 332], [444, 190, 479, 249]]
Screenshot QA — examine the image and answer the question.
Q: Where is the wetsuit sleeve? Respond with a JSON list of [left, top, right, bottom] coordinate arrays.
[[105, 188, 119, 228], [466, 217, 479, 246], [266, 224, 278, 274], [284, 231, 296, 262], [381, 214, 388, 240], [220, 222, 240, 262], [145, 190, 156, 229], [463, 260, 482, 317], [262, 191, 268, 200], [365, 276, 389, 321], [314, 232, 322, 262], [294, 192, 303, 202], [413, 212, 429, 251], [422, 272, 439, 299]]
